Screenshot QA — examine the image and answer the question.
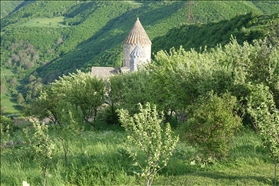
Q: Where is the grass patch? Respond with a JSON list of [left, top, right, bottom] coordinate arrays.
[[1, 94, 20, 115], [125, 1, 142, 6], [1, 126, 276, 186], [18, 16, 67, 28]]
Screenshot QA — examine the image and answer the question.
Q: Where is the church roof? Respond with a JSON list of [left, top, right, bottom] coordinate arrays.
[[130, 44, 146, 58], [91, 67, 120, 79], [124, 17, 152, 45]]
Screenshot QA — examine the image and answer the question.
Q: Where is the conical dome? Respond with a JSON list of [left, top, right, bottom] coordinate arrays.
[[124, 17, 152, 45], [130, 44, 146, 58]]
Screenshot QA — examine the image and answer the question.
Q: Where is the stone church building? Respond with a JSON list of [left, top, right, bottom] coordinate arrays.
[[91, 18, 151, 78]]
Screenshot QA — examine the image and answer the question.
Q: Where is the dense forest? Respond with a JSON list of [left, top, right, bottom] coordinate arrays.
[[1, 1, 279, 185]]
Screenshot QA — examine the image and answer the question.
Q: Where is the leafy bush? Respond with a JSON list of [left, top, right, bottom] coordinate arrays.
[[23, 120, 55, 186], [0, 116, 18, 133], [180, 92, 241, 160], [247, 84, 279, 185], [118, 102, 179, 186], [96, 105, 120, 126], [109, 70, 154, 115]]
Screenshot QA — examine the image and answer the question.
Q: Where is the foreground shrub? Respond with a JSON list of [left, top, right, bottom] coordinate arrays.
[[247, 84, 279, 185], [180, 92, 241, 161], [23, 120, 55, 186], [118, 102, 179, 186]]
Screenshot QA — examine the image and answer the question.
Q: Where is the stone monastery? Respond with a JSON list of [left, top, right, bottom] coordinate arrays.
[[91, 17, 151, 78]]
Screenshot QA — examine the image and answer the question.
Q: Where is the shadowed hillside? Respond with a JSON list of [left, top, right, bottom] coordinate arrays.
[[0, 1, 24, 19], [152, 12, 279, 54]]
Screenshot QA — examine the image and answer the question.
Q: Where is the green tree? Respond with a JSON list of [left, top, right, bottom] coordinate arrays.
[[23, 120, 55, 186], [118, 102, 179, 186], [247, 84, 279, 185], [224, 36, 279, 108], [28, 87, 83, 168], [0, 115, 14, 133], [109, 70, 153, 116], [55, 109, 83, 167], [28, 70, 106, 127], [180, 92, 241, 160], [28, 75, 36, 83], [0, 83, 7, 95], [1, 105, 7, 115], [27, 85, 61, 124], [148, 46, 234, 121], [17, 93, 25, 104], [51, 70, 106, 127], [56, 37, 63, 45], [9, 77, 18, 87], [0, 116, 13, 149], [25, 90, 32, 102]]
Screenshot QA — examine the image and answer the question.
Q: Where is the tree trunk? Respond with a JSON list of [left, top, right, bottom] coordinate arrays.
[[62, 139, 68, 167], [274, 158, 277, 186], [43, 168, 47, 186]]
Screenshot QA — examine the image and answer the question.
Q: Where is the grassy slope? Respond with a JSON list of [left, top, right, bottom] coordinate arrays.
[[17, 16, 67, 28], [1, 94, 19, 114], [253, 1, 279, 15], [0, 1, 279, 114], [0, 1, 23, 19], [1, 127, 275, 185]]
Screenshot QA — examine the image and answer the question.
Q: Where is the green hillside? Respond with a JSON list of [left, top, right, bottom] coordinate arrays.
[[152, 12, 279, 54], [0, 1, 23, 19], [1, 1, 279, 115]]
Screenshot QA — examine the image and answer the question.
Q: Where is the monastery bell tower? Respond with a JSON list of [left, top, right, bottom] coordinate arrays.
[[123, 17, 152, 71]]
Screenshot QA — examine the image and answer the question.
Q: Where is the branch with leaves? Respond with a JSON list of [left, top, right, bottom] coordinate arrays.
[[247, 84, 279, 185], [118, 102, 179, 186]]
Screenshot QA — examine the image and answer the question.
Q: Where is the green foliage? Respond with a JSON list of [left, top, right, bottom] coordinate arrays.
[[250, 39, 279, 107], [16, 93, 25, 105], [223, 25, 279, 111], [108, 34, 278, 164], [253, 1, 279, 15], [152, 13, 277, 54], [247, 84, 279, 158], [29, 70, 106, 127], [0, 115, 15, 133], [54, 117, 82, 167], [95, 105, 120, 126], [27, 85, 61, 124], [52, 70, 106, 126], [23, 120, 55, 186], [148, 45, 234, 116], [247, 84, 279, 185], [148, 32, 278, 128], [180, 92, 241, 161], [118, 102, 179, 186], [0, 116, 13, 148], [231, 37, 278, 90], [109, 70, 153, 114]]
